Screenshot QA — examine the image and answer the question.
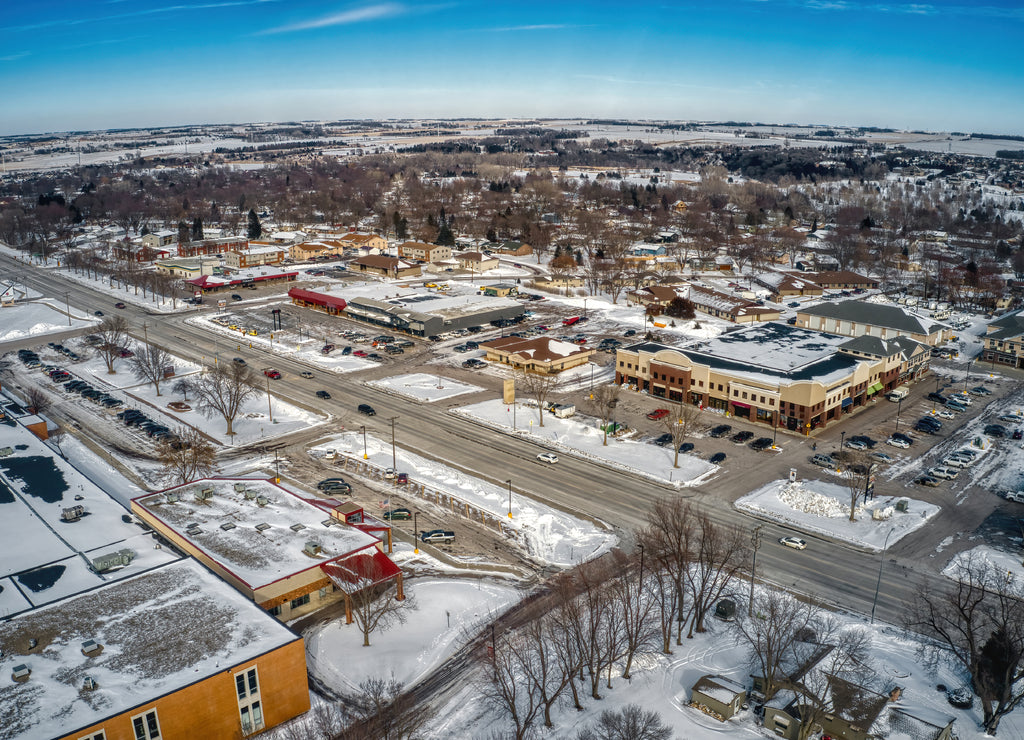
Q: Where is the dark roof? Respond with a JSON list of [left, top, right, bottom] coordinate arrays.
[[987, 310, 1024, 340], [799, 300, 929, 334], [839, 335, 923, 358]]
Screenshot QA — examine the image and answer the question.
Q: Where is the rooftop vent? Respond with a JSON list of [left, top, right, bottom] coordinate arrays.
[[11, 664, 30, 682], [27, 638, 37, 649], [81, 640, 103, 656], [244, 489, 257, 500], [186, 525, 202, 537], [83, 676, 97, 691], [165, 493, 179, 503], [91, 548, 136, 574], [256, 495, 269, 507], [220, 522, 236, 531], [321, 519, 335, 528], [255, 523, 271, 532], [290, 523, 306, 532], [304, 541, 322, 556], [61, 505, 85, 522], [233, 483, 248, 493], [195, 487, 213, 501]]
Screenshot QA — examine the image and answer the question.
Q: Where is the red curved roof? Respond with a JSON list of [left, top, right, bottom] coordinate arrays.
[[288, 287, 347, 310]]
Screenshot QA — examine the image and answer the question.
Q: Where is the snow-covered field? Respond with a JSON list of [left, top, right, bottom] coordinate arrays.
[[0, 299, 98, 343], [452, 398, 718, 487], [312, 431, 617, 567], [365, 373, 483, 402], [736, 478, 939, 551], [943, 546, 1024, 598]]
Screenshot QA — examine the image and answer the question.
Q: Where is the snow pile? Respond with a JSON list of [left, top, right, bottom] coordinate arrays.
[[365, 373, 482, 402], [777, 481, 848, 518]]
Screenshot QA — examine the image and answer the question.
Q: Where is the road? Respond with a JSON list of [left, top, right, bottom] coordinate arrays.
[[0, 253, 970, 625]]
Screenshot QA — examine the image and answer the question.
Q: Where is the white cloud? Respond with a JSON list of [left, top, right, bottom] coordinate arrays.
[[260, 3, 407, 34]]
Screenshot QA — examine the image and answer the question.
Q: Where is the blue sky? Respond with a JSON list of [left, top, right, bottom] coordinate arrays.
[[2, 0, 1022, 136]]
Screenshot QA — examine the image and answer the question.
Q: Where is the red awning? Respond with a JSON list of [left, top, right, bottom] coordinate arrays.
[[731, 401, 751, 409], [322, 549, 400, 594], [288, 287, 347, 311]]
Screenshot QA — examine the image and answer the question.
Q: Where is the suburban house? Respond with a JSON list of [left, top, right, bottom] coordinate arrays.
[[225, 244, 286, 269], [982, 309, 1024, 367], [796, 301, 949, 346], [626, 284, 684, 309], [397, 241, 452, 262], [131, 478, 404, 624], [687, 284, 782, 323], [480, 336, 595, 374], [141, 229, 177, 249], [494, 240, 533, 256], [615, 323, 930, 433], [690, 674, 748, 721], [289, 239, 346, 261], [337, 232, 387, 253], [799, 271, 879, 291], [754, 271, 825, 300], [455, 251, 500, 272], [351, 255, 422, 279]]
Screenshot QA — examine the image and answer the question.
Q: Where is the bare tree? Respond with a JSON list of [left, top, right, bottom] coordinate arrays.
[[184, 362, 259, 435], [519, 615, 575, 728], [482, 630, 544, 740], [661, 401, 702, 468], [172, 377, 192, 402], [906, 552, 1024, 735], [348, 676, 435, 740], [732, 590, 822, 701], [687, 511, 747, 637], [608, 550, 657, 680], [128, 341, 173, 396], [574, 704, 672, 740], [157, 427, 217, 484], [48, 427, 66, 458], [96, 316, 130, 374], [839, 451, 872, 522], [514, 369, 562, 428], [347, 568, 416, 647], [589, 383, 620, 446], [25, 387, 50, 415], [642, 497, 695, 647]]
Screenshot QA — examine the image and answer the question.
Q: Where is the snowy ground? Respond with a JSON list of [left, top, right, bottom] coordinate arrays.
[[0, 299, 98, 343], [311, 431, 617, 567], [57, 266, 190, 313], [305, 576, 521, 693], [943, 546, 1024, 598], [452, 398, 718, 487], [735, 478, 940, 551], [364, 373, 483, 403]]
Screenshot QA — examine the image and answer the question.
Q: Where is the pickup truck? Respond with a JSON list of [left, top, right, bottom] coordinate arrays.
[[420, 529, 455, 544], [263, 368, 282, 379]]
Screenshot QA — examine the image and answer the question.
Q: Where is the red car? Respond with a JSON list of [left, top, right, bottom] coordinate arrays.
[[263, 369, 282, 379], [646, 409, 670, 420], [114, 302, 126, 309], [353, 350, 368, 357]]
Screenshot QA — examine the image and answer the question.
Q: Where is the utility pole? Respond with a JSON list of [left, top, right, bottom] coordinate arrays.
[[389, 416, 398, 470], [266, 376, 273, 424], [64, 291, 71, 326], [749, 524, 764, 617]]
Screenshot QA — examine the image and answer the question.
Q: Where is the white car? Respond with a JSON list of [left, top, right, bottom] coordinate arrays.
[[935, 409, 955, 420], [886, 437, 911, 449], [779, 536, 807, 550], [536, 452, 559, 464], [941, 457, 971, 469], [928, 466, 959, 480]]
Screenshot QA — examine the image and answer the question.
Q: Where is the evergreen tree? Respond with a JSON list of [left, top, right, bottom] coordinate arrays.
[[486, 227, 498, 243], [210, 201, 221, 222], [191, 217, 203, 241], [177, 220, 189, 244], [247, 209, 262, 240], [397, 217, 408, 240], [435, 220, 455, 246]]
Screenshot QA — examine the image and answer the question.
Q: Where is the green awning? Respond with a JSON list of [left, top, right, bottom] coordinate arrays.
[[866, 382, 884, 395]]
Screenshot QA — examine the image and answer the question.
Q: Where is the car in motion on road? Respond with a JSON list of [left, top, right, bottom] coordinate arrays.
[[263, 369, 281, 379], [779, 536, 807, 550], [709, 452, 727, 465], [357, 403, 376, 416], [300, 371, 314, 379], [383, 508, 412, 520], [709, 424, 732, 438], [536, 452, 559, 464], [115, 302, 126, 309], [315, 390, 331, 399], [232, 357, 246, 366], [420, 529, 455, 544]]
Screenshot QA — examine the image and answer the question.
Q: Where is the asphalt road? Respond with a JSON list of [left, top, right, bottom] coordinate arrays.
[[0, 253, 982, 625]]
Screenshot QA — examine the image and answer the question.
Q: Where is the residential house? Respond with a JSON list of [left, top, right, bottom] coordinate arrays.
[[754, 271, 825, 300], [141, 230, 177, 249], [225, 245, 286, 269], [495, 240, 533, 256], [796, 301, 949, 346], [338, 232, 387, 253], [397, 241, 452, 262], [351, 255, 422, 279], [455, 251, 500, 272], [290, 239, 346, 261], [800, 271, 879, 291], [690, 675, 747, 721], [481, 336, 595, 374], [687, 284, 782, 324], [626, 284, 683, 309]]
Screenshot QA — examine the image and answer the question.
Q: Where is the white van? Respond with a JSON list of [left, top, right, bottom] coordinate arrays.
[[887, 386, 910, 402]]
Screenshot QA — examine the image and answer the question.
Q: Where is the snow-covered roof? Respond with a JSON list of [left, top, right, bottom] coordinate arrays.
[[482, 335, 592, 361], [692, 674, 746, 704], [132, 478, 380, 589], [0, 559, 299, 740]]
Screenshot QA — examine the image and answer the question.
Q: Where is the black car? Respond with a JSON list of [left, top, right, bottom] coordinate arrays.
[[914, 421, 938, 434], [315, 390, 332, 399], [984, 424, 1008, 438], [848, 435, 876, 448], [653, 433, 674, 447], [358, 403, 376, 416], [233, 357, 246, 366], [231, 294, 243, 301], [891, 432, 913, 444], [678, 442, 695, 453], [317, 478, 352, 493], [731, 430, 754, 444], [918, 416, 942, 429], [624, 329, 637, 337], [749, 437, 774, 451], [709, 452, 727, 464], [709, 424, 732, 438], [927, 392, 946, 403], [341, 346, 352, 355]]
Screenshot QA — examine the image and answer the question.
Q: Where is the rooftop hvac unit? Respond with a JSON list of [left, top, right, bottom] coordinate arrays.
[[90, 548, 136, 574], [11, 664, 30, 681], [256, 496, 269, 507], [61, 505, 85, 522], [244, 489, 257, 500], [195, 488, 213, 501], [304, 541, 322, 556], [165, 493, 179, 503], [255, 523, 271, 532], [321, 519, 335, 528], [186, 526, 202, 537], [289, 523, 306, 532], [81, 640, 102, 656], [0, 446, 13, 458], [233, 483, 248, 493], [220, 522, 236, 531], [83, 676, 97, 690]]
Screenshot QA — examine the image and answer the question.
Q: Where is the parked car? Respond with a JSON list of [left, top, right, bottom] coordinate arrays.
[[868, 451, 893, 464], [341, 346, 352, 355], [709, 424, 732, 438], [353, 350, 369, 357], [536, 452, 559, 464], [779, 536, 807, 550], [969, 386, 992, 396], [653, 433, 674, 447], [928, 466, 959, 480], [384, 468, 397, 480], [1014, 429, 1024, 441], [848, 435, 876, 448], [383, 508, 412, 521], [915, 475, 941, 487], [941, 457, 971, 469], [810, 454, 836, 467], [731, 430, 754, 444], [358, 404, 376, 416], [927, 392, 946, 403], [998, 414, 1023, 424], [317, 478, 351, 492], [985, 424, 1008, 438], [749, 437, 774, 451], [934, 409, 955, 420], [709, 452, 727, 464], [315, 390, 332, 399], [396, 472, 409, 484], [678, 442, 695, 453], [646, 408, 670, 420], [231, 294, 242, 301], [420, 529, 455, 544], [891, 432, 914, 445], [321, 344, 336, 355], [845, 439, 868, 451]]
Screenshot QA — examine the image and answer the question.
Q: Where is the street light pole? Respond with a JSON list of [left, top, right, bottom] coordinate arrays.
[[749, 524, 763, 617], [360, 425, 368, 459], [870, 527, 896, 624], [964, 360, 972, 392], [266, 375, 273, 424], [413, 512, 419, 554], [506, 479, 513, 519], [895, 397, 903, 433], [389, 416, 398, 470], [64, 291, 71, 326]]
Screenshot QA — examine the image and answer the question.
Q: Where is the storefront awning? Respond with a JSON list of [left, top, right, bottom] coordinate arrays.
[[841, 397, 853, 408], [866, 382, 884, 395], [732, 401, 751, 409]]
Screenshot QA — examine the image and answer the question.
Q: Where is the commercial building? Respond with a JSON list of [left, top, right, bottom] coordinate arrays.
[[481, 336, 595, 374], [796, 300, 949, 346], [615, 323, 928, 433], [687, 284, 782, 323], [397, 241, 452, 262], [982, 309, 1024, 367], [351, 255, 423, 279], [132, 478, 403, 623], [186, 266, 299, 292], [289, 239, 346, 261], [225, 244, 287, 269]]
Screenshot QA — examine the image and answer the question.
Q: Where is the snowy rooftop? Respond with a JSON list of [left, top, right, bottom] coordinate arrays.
[[132, 478, 380, 589], [0, 559, 300, 740], [338, 281, 519, 320]]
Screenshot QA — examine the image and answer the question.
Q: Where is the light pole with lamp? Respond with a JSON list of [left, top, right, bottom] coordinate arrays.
[[389, 416, 398, 471], [413, 512, 419, 554], [266, 375, 274, 424], [895, 397, 903, 433], [360, 425, 368, 459], [506, 479, 513, 519], [749, 524, 764, 617], [638, 542, 645, 587], [64, 291, 72, 326], [771, 415, 779, 449], [964, 359, 973, 393], [870, 527, 897, 624]]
